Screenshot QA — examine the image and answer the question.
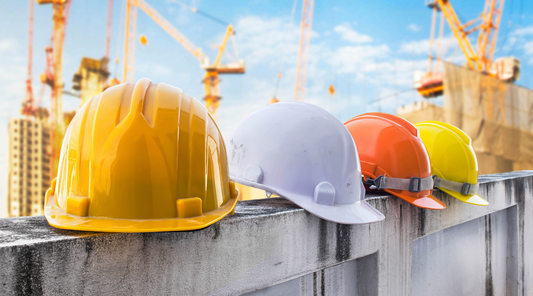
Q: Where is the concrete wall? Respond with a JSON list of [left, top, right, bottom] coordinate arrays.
[[0, 171, 532, 295]]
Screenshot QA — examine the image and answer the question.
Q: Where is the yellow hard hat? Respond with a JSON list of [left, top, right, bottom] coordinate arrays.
[[415, 121, 488, 206], [45, 78, 239, 232]]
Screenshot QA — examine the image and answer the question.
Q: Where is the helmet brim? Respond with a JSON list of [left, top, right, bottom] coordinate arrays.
[[439, 188, 489, 206], [385, 189, 447, 210], [44, 189, 239, 232], [232, 176, 385, 224]]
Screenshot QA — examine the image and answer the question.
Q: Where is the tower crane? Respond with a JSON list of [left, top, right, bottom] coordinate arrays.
[[294, 0, 314, 102], [37, 0, 71, 177], [122, 0, 244, 115], [103, 0, 113, 88], [416, 0, 519, 98], [20, 0, 35, 117]]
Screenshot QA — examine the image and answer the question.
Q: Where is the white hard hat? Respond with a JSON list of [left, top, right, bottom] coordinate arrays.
[[228, 102, 385, 224]]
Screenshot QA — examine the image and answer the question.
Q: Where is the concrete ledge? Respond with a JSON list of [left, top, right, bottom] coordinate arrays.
[[0, 171, 532, 295]]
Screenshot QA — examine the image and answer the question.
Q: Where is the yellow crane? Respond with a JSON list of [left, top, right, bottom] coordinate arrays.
[[123, 0, 244, 115], [37, 0, 70, 177], [416, 0, 519, 98]]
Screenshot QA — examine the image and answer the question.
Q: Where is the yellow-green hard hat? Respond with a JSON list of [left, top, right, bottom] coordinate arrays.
[[45, 78, 239, 232], [415, 121, 488, 206]]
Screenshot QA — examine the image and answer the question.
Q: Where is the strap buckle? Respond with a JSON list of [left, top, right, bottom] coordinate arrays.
[[364, 175, 383, 190], [461, 183, 472, 195], [432, 175, 439, 188], [409, 177, 422, 193]]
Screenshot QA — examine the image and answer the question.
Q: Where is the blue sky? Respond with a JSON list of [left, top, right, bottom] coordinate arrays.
[[0, 0, 532, 216]]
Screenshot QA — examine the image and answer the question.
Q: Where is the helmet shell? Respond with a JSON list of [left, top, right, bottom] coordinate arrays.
[[416, 121, 487, 206], [345, 113, 446, 210], [228, 102, 385, 224], [45, 78, 239, 232]]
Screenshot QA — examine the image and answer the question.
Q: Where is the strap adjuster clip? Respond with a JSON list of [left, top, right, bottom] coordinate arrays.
[[409, 177, 422, 192], [461, 183, 472, 195], [365, 175, 383, 190]]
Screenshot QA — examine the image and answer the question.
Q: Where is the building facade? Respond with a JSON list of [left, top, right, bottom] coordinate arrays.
[[7, 117, 51, 217]]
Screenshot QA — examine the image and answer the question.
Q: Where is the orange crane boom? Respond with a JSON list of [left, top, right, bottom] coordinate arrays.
[[123, 0, 244, 115], [429, 0, 504, 72], [294, 0, 314, 102], [417, 0, 510, 98]]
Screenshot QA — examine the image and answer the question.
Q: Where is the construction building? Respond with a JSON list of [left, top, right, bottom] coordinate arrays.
[[6, 112, 51, 217], [72, 57, 110, 107], [399, 62, 533, 175]]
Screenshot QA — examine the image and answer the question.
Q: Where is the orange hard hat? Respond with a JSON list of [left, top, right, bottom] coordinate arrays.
[[344, 112, 446, 210]]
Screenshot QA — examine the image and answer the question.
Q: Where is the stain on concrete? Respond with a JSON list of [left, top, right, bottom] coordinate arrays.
[[366, 194, 389, 217], [485, 215, 493, 296], [518, 179, 527, 296], [335, 224, 351, 262], [399, 204, 403, 234], [503, 179, 514, 205], [321, 269, 326, 296], [418, 207, 426, 238], [212, 223, 220, 240], [512, 176, 527, 204], [14, 246, 43, 295], [313, 271, 317, 296], [318, 219, 328, 263]]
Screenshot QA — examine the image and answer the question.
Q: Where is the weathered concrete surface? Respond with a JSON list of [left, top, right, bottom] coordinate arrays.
[[0, 171, 532, 295]]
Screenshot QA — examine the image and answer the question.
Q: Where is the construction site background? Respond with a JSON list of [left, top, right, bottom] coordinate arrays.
[[2, 0, 532, 214], [399, 62, 533, 175], [4, 57, 109, 218]]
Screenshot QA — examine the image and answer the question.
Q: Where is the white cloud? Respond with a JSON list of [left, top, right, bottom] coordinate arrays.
[[400, 39, 431, 54], [227, 15, 432, 121], [407, 24, 420, 32], [329, 45, 390, 74], [167, 0, 202, 25], [512, 26, 533, 36], [135, 63, 174, 77], [525, 41, 533, 54], [233, 16, 303, 68], [525, 41, 533, 64], [400, 36, 458, 56], [0, 39, 18, 54], [502, 25, 533, 51], [502, 25, 533, 64], [334, 24, 373, 44]]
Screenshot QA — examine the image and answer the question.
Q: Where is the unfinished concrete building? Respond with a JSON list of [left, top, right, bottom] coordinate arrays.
[[398, 62, 533, 175], [72, 57, 109, 107], [6, 113, 51, 217]]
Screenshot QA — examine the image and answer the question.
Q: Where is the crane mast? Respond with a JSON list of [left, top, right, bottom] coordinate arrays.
[[433, 0, 504, 72], [21, 0, 35, 117], [294, 0, 314, 102], [37, 0, 70, 177], [123, 0, 137, 83], [122, 0, 244, 115], [477, 0, 504, 71], [105, 0, 113, 60], [417, 0, 512, 98]]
